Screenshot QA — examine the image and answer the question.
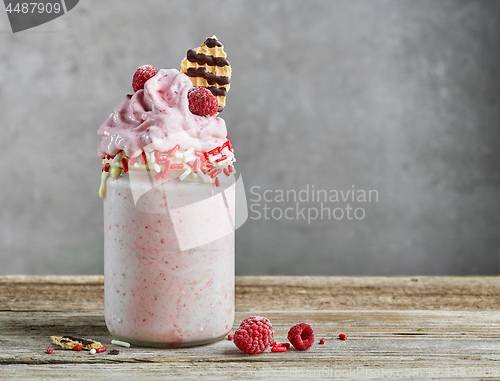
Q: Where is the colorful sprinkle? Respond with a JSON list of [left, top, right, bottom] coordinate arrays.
[[193, 158, 200, 173], [162, 160, 172, 178], [168, 145, 179, 157], [111, 340, 130, 348], [129, 155, 139, 165], [179, 168, 192, 181], [210, 168, 222, 178], [121, 158, 128, 173]]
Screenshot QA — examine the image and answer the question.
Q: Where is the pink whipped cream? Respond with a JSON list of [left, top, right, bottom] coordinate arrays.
[[98, 69, 227, 159]]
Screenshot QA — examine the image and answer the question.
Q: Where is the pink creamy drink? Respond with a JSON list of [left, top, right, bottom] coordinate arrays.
[[97, 37, 235, 347]]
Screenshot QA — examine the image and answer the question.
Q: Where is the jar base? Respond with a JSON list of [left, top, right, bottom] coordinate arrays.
[[108, 331, 229, 348]]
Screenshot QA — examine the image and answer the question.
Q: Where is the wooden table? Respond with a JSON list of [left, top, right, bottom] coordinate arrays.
[[1, 276, 500, 380]]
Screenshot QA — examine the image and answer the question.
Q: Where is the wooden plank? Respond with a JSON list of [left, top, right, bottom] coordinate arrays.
[[1, 275, 499, 312], [1, 311, 500, 379], [2, 276, 500, 379]]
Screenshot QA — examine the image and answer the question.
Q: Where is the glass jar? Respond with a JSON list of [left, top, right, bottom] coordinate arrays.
[[103, 171, 235, 347]]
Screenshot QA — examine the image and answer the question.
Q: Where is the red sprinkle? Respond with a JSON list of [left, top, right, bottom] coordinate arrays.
[[223, 168, 230, 176], [141, 152, 147, 165], [215, 177, 220, 187], [271, 346, 287, 352], [275, 343, 290, 349], [46, 347, 53, 354], [193, 158, 200, 173], [161, 160, 172, 178], [73, 346, 82, 351], [155, 172, 162, 180], [185, 161, 193, 168], [169, 145, 179, 157], [224, 137, 232, 152], [210, 168, 222, 178], [200, 166, 208, 175], [121, 158, 128, 173], [227, 334, 233, 341], [339, 334, 347, 341], [195, 151, 204, 158], [129, 156, 138, 166], [103, 163, 110, 172], [96, 346, 107, 353], [216, 155, 228, 162], [170, 163, 184, 169], [157, 151, 169, 164], [319, 338, 326, 345]]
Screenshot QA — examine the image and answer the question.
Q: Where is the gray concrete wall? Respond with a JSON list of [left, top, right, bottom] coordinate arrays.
[[0, 0, 499, 275]]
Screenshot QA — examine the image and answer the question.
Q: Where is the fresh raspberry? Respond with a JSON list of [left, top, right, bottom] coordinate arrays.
[[339, 334, 347, 340], [188, 87, 218, 117], [288, 323, 315, 350], [46, 347, 53, 354], [319, 338, 326, 345], [233, 316, 274, 354], [132, 65, 158, 92]]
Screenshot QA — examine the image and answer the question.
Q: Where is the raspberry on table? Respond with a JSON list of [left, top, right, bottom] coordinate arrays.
[[339, 334, 347, 340], [288, 323, 315, 350], [233, 316, 274, 354], [188, 87, 219, 117], [319, 338, 326, 345], [132, 65, 158, 92]]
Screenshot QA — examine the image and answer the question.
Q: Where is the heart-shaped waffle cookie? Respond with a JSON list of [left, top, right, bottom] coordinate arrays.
[[181, 36, 231, 114]]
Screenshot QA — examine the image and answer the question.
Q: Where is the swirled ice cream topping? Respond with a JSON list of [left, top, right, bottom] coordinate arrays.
[[98, 69, 227, 159]]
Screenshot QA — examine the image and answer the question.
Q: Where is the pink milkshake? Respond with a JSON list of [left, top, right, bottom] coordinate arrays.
[[97, 37, 236, 347]]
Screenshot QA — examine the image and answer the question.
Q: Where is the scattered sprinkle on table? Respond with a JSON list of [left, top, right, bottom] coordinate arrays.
[[111, 340, 130, 347]]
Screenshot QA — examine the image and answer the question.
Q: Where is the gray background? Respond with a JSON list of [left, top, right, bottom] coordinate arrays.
[[0, 0, 499, 275]]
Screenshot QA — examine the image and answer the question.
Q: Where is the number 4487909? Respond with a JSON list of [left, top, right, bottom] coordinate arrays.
[[5, 2, 62, 14]]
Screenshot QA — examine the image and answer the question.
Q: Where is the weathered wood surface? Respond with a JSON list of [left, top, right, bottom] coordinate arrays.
[[1, 276, 500, 380]]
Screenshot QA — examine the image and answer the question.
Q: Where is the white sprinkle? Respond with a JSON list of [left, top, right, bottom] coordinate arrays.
[[184, 156, 196, 163], [183, 147, 194, 157], [197, 171, 209, 183], [153, 163, 161, 173], [222, 147, 234, 157], [134, 163, 140, 168], [111, 340, 130, 348], [209, 154, 222, 162], [150, 151, 156, 163], [90, 349, 96, 354], [112, 154, 121, 163], [191, 172, 198, 178], [179, 167, 192, 181], [175, 151, 183, 159], [102, 159, 106, 164]]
